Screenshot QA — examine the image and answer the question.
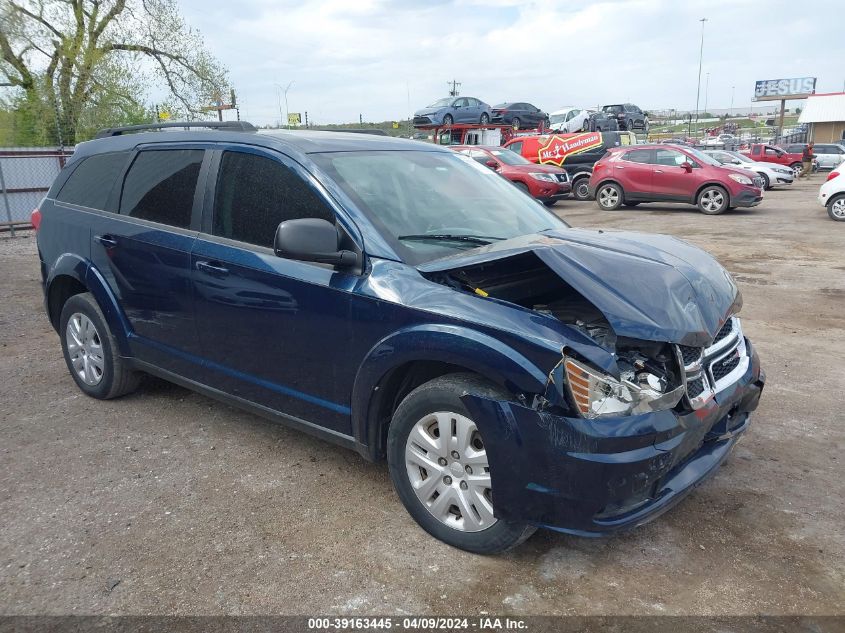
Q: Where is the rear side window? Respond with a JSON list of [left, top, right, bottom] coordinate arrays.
[[508, 141, 524, 154], [120, 150, 204, 228], [56, 151, 131, 210], [623, 149, 653, 164], [213, 151, 335, 248]]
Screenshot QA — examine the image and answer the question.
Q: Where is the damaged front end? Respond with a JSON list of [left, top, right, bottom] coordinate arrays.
[[419, 229, 765, 534]]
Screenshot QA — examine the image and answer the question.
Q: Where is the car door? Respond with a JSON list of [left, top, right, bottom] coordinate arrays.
[[88, 145, 208, 375], [653, 148, 701, 200], [615, 148, 653, 197], [190, 147, 361, 435], [452, 98, 470, 122]]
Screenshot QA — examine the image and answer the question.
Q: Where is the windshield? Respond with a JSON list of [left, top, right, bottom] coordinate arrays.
[[311, 150, 567, 265], [487, 149, 531, 165], [549, 114, 566, 123], [685, 147, 723, 166], [725, 151, 752, 163], [426, 98, 452, 108]]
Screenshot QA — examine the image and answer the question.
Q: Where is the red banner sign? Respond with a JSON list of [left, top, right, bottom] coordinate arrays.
[[538, 132, 603, 166]]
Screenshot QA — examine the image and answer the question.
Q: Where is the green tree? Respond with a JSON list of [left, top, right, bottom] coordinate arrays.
[[0, 0, 228, 144]]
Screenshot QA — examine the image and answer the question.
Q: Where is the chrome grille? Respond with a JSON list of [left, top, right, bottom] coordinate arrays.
[[675, 317, 749, 410]]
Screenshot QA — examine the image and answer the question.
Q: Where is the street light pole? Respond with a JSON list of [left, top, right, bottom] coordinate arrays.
[[284, 80, 295, 130], [694, 17, 707, 139], [730, 85, 735, 117], [704, 72, 710, 116]]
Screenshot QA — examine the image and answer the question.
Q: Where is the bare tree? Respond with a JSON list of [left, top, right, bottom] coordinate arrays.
[[0, 0, 228, 142]]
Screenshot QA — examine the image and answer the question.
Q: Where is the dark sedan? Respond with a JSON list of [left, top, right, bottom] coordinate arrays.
[[491, 102, 548, 130]]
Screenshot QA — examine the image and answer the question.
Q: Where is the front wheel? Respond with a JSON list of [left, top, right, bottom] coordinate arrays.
[[596, 182, 623, 210], [512, 117, 521, 130], [759, 173, 770, 190], [59, 292, 140, 399], [480, 112, 489, 124], [790, 162, 803, 177], [828, 195, 845, 221], [697, 185, 729, 215], [443, 114, 453, 126], [386, 374, 536, 554], [572, 177, 591, 200], [543, 200, 557, 207]]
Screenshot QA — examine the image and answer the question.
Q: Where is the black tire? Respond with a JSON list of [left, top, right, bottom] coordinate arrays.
[[443, 114, 453, 126], [59, 292, 140, 399], [828, 194, 845, 221], [480, 112, 490, 124], [543, 200, 557, 207], [514, 181, 530, 195], [759, 173, 770, 190], [697, 185, 730, 215], [627, 119, 634, 131], [512, 117, 521, 130], [386, 373, 536, 554], [581, 121, 589, 132], [572, 177, 591, 200], [596, 182, 623, 210], [789, 162, 802, 176], [623, 202, 640, 208]]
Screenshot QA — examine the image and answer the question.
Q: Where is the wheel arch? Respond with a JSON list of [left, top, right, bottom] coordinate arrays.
[[45, 256, 132, 355], [694, 181, 731, 204], [351, 325, 548, 462]]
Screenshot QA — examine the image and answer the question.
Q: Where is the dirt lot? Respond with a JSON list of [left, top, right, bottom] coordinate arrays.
[[1, 177, 843, 616]]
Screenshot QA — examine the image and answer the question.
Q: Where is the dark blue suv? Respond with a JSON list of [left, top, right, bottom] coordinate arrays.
[[35, 121, 765, 553]]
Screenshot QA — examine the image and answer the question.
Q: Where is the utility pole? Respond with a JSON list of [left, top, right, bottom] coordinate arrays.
[[447, 79, 461, 97], [730, 85, 735, 117], [694, 17, 707, 139], [704, 72, 710, 116]]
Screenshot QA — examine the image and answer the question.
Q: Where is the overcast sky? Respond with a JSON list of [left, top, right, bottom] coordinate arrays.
[[178, 0, 845, 126]]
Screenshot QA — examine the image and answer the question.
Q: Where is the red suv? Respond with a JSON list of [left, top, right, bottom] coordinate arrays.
[[451, 145, 571, 206], [589, 144, 764, 215]]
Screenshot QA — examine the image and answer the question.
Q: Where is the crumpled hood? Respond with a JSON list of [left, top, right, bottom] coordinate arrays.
[[418, 228, 741, 347]]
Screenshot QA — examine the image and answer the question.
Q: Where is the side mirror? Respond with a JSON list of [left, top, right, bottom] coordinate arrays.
[[681, 162, 693, 173], [485, 159, 498, 169], [273, 218, 358, 267]]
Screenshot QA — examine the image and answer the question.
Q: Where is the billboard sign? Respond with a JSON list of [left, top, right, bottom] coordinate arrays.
[[754, 77, 816, 101], [288, 112, 302, 125], [538, 132, 603, 166]]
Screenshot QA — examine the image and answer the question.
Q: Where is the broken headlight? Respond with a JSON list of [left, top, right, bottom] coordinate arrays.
[[562, 356, 685, 419]]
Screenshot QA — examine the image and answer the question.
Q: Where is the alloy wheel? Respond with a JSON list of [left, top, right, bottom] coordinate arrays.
[[66, 312, 105, 386], [404, 411, 496, 532], [599, 186, 620, 208], [831, 198, 845, 219], [700, 189, 725, 213]]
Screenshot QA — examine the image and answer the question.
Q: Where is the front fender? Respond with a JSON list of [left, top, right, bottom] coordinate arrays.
[[351, 324, 549, 457]]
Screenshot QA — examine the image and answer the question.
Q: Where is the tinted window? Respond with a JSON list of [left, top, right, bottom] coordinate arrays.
[[213, 151, 334, 248], [56, 151, 131, 210], [623, 149, 653, 163], [655, 149, 688, 166], [508, 141, 524, 154], [120, 150, 203, 228]]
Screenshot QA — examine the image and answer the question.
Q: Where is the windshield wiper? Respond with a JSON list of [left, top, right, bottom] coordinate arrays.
[[398, 234, 505, 245]]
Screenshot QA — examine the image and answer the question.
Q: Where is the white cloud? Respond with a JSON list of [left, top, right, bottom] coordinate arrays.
[[178, 0, 845, 125]]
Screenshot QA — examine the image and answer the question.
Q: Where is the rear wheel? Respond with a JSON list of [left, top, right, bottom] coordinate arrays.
[[596, 182, 623, 210], [627, 119, 634, 131], [572, 177, 591, 201], [480, 112, 490, 124], [512, 117, 521, 130], [59, 292, 140, 399], [790, 162, 802, 177], [828, 195, 845, 221], [697, 186, 729, 215], [387, 374, 535, 554]]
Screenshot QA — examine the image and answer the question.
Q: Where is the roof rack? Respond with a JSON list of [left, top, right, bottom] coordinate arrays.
[[94, 120, 257, 138]]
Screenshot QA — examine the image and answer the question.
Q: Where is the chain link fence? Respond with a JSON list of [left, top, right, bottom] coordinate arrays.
[[0, 148, 73, 236]]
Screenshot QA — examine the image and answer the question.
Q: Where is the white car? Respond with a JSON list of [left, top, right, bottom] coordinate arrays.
[[548, 107, 594, 133], [705, 150, 794, 190], [700, 134, 738, 147], [810, 143, 845, 171], [818, 167, 845, 221]]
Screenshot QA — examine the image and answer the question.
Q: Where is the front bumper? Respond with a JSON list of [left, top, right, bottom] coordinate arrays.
[[731, 189, 763, 208], [462, 339, 765, 536]]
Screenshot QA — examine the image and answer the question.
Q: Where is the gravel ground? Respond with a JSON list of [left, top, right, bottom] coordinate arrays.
[[0, 177, 843, 616]]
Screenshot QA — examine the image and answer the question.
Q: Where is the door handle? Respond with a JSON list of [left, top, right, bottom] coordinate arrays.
[[195, 260, 229, 276], [616, 165, 625, 169], [654, 169, 664, 173], [94, 234, 118, 248]]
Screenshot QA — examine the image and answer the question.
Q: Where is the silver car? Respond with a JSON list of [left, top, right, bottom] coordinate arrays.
[[812, 144, 845, 171]]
